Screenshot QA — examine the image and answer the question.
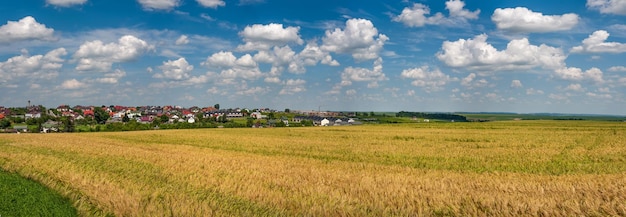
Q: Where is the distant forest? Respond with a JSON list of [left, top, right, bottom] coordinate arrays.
[[396, 111, 468, 122]]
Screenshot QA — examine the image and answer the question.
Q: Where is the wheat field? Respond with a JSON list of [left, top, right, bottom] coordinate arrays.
[[0, 121, 625, 216]]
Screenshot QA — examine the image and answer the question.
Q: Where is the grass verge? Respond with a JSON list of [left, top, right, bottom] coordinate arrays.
[[0, 169, 77, 217]]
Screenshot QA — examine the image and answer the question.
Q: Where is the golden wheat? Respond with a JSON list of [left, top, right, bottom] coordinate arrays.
[[0, 121, 625, 216]]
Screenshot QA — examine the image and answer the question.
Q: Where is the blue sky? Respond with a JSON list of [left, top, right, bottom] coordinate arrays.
[[1, 0, 626, 114]]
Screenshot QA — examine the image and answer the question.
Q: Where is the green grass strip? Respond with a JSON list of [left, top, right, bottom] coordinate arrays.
[[0, 169, 77, 217]]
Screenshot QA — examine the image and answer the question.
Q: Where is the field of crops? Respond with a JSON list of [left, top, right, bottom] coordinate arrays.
[[0, 121, 625, 216]]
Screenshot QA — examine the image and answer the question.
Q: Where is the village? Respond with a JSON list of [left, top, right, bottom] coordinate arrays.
[[0, 103, 366, 133]]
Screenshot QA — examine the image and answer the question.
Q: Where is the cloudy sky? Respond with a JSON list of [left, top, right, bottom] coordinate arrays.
[[1, 0, 626, 114]]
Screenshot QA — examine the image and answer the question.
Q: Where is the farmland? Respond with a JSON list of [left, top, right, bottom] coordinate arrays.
[[0, 121, 625, 216]]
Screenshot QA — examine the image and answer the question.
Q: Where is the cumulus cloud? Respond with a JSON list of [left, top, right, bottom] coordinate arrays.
[[0, 16, 55, 43], [94, 69, 126, 84], [608, 66, 626, 72], [587, 0, 626, 15], [153, 58, 193, 80], [137, 0, 180, 11], [526, 88, 544, 95], [237, 23, 303, 51], [253, 44, 338, 76], [341, 57, 387, 88], [203, 51, 237, 68], [175, 35, 189, 45], [393, 0, 479, 27], [196, 0, 225, 8], [279, 79, 306, 95], [60, 79, 87, 89], [73, 35, 154, 72], [564, 83, 585, 92], [511, 80, 523, 88], [571, 30, 626, 53], [437, 34, 566, 71], [321, 18, 388, 61], [0, 48, 66, 83], [554, 67, 604, 83], [401, 65, 455, 92], [46, 0, 87, 7], [491, 7, 579, 33], [203, 52, 263, 81], [459, 73, 488, 88]]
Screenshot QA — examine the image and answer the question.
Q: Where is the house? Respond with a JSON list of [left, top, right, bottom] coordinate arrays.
[[227, 112, 243, 118], [320, 118, 330, 126], [83, 110, 95, 117], [25, 112, 42, 119], [13, 125, 28, 133], [250, 112, 267, 119], [139, 116, 154, 123], [42, 120, 59, 133]]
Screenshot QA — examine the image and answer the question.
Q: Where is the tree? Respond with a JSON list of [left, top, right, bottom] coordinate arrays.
[[0, 119, 10, 129], [268, 112, 275, 120], [160, 115, 169, 123], [93, 107, 110, 124], [284, 108, 291, 113], [214, 104, 220, 110], [122, 114, 130, 123], [60, 116, 74, 132]]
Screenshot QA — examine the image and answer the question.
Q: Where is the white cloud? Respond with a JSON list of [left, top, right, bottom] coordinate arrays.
[[46, 0, 87, 7], [175, 35, 189, 45], [459, 73, 488, 88], [298, 42, 339, 67], [0, 16, 55, 43], [460, 73, 476, 86], [586, 92, 613, 99], [341, 57, 387, 88], [153, 58, 194, 80], [437, 34, 565, 71], [526, 88, 544, 95], [0, 48, 66, 83], [73, 35, 154, 72], [491, 7, 579, 33], [203, 51, 237, 68], [549, 93, 569, 101], [94, 69, 126, 84], [196, 0, 225, 8], [564, 83, 585, 92], [571, 30, 626, 53], [279, 79, 306, 95], [253, 44, 338, 75], [393, 0, 479, 28], [446, 0, 480, 19], [137, 0, 180, 11], [203, 52, 263, 81], [401, 65, 455, 92], [60, 79, 87, 89], [321, 18, 388, 61], [393, 3, 443, 27], [587, 0, 626, 15], [608, 66, 626, 72], [237, 23, 303, 51], [511, 80, 523, 88], [554, 67, 604, 83]]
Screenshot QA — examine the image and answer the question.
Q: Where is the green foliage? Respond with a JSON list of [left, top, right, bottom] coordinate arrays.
[[93, 107, 110, 124], [214, 104, 220, 110], [300, 120, 314, 127], [0, 119, 10, 129], [0, 170, 77, 216], [396, 111, 468, 122], [159, 115, 169, 123]]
